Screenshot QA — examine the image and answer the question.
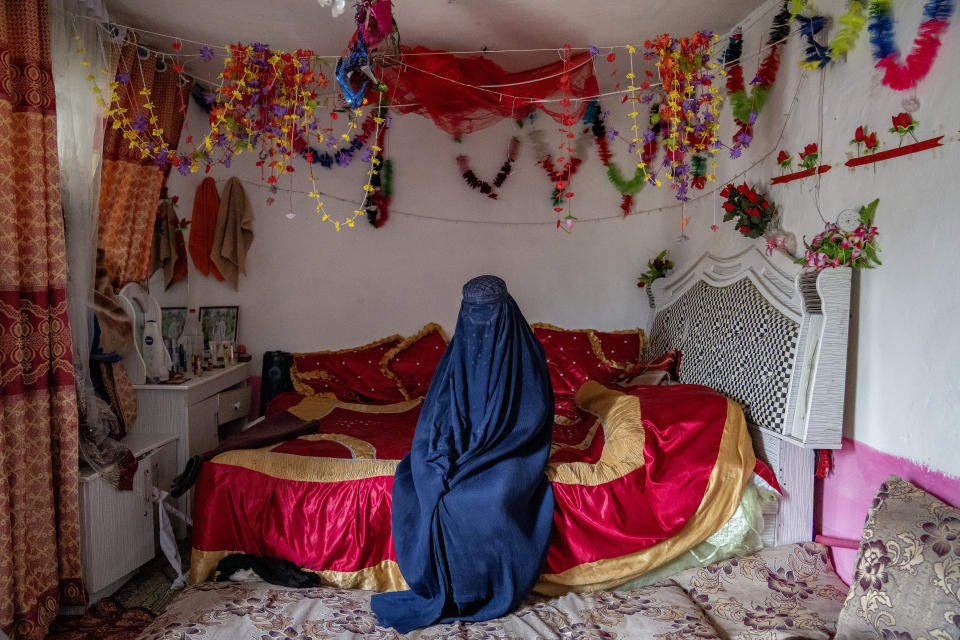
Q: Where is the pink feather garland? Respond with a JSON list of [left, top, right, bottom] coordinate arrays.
[[876, 19, 950, 91]]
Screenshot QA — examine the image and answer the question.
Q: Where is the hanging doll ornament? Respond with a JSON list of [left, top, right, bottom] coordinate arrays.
[[868, 0, 955, 91], [336, 32, 372, 108]]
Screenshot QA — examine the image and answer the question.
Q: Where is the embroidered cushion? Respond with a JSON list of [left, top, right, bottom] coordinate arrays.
[[291, 336, 405, 403], [531, 324, 646, 425], [380, 323, 449, 399], [835, 475, 960, 639]]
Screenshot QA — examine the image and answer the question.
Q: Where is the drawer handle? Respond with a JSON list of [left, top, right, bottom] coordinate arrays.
[[233, 402, 241, 410]]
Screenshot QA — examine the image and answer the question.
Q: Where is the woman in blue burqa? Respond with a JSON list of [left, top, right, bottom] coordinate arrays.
[[371, 275, 555, 632]]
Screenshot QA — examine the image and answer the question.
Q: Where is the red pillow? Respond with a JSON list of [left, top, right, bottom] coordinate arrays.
[[640, 349, 682, 380], [380, 323, 449, 399], [291, 335, 406, 403], [532, 324, 645, 424], [593, 329, 646, 371]]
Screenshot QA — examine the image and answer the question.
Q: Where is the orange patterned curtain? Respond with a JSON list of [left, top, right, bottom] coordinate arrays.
[[0, 1, 85, 638], [98, 41, 191, 285]]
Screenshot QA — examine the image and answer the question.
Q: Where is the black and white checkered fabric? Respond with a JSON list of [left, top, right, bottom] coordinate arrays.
[[647, 278, 800, 433]]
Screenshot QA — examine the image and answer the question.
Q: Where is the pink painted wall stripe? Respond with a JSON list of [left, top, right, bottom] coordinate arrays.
[[817, 437, 960, 583]]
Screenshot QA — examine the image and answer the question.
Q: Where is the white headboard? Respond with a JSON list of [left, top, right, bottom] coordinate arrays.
[[647, 247, 852, 544]]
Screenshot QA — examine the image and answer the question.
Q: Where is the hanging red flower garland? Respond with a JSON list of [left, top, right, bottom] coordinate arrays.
[[723, 1, 791, 151], [456, 136, 520, 199], [529, 124, 591, 216]]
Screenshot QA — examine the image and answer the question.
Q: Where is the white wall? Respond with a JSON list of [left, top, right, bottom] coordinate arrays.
[[155, 0, 960, 475], [669, 0, 960, 475], [154, 87, 679, 372]]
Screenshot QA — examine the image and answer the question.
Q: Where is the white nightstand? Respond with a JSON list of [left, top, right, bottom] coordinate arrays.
[[133, 361, 251, 532], [78, 431, 178, 605]]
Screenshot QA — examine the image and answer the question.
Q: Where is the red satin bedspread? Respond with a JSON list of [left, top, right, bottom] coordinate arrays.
[[190, 384, 767, 593]]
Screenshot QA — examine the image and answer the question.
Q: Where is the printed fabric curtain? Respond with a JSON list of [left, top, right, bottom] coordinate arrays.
[[0, 1, 85, 639], [98, 39, 191, 286]]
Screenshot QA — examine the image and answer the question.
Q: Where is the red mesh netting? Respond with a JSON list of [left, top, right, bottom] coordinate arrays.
[[382, 46, 599, 137]]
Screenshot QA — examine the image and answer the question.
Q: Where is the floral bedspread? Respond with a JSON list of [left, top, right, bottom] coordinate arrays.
[[137, 543, 848, 640]]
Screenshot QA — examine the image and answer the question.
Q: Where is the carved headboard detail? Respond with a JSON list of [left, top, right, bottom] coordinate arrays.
[[647, 247, 852, 545], [648, 247, 851, 450]]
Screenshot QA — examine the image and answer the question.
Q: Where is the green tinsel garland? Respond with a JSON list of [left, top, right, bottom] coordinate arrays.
[[380, 158, 393, 198], [606, 164, 645, 195]]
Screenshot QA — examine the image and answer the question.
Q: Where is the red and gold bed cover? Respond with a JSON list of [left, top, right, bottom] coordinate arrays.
[[190, 382, 761, 594]]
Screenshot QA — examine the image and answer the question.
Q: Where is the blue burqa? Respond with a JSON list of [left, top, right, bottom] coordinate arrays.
[[371, 276, 555, 632]]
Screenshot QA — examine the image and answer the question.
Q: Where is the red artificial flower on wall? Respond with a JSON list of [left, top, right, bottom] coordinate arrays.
[[854, 126, 864, 142], [864, 131, 878, 151], [891, 112, 912, 130]]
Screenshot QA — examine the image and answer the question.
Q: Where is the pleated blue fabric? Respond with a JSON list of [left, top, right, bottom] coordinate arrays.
[[371, 276, 555, 632]]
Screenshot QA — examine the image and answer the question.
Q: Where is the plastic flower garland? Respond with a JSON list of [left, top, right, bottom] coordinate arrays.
[[798, 199, 881, 270], [721, 183, 776, 238], [790, 1, 867, 69], [584, 100, 659, 216], [643, 31, 723, 201], [636, 250, 674, 288], [831, 2, 869, 60], [456, 137, 520, 199], [723, 1, 791, 153], [868, 0, 955, 91]]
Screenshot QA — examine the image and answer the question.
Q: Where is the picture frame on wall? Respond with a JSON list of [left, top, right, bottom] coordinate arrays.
[[160, 307, 187, 344], [199, 306, 239, 346]]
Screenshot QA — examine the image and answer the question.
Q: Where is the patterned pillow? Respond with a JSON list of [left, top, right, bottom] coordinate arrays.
[[835, 475, 960, 639], [532, 323, 646, 425], [379, 323, 449, 399], [290, 335, 405, 403]]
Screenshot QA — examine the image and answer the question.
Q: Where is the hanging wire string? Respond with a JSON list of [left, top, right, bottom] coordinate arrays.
[[60, 0, 814, 226], [811, 67, 828, 223], [57, 3, 806, 109]]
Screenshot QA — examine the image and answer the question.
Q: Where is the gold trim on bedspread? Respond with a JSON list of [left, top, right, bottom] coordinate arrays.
[[209, 448, 400, 483], [545, 382, 645, 486], [535, 391, 755, 595], [285, 394, 422, 422]]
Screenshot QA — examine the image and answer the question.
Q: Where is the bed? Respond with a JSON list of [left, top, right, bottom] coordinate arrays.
[[145, 473, 960, 639], [182, 247, 851, 599]]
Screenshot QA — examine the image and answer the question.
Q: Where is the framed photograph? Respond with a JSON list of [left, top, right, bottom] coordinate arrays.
[[199, 306, 239, 345], [160, 307, 187, 344]]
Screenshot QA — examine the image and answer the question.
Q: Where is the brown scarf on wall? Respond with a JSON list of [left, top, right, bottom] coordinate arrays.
[[149, 196, 187, 290], [211, 177, 254, 291]]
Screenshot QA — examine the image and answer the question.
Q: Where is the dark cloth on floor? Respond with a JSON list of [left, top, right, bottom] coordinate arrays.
[[371, 275, 555, 633], [215, 554, 322, 588]]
